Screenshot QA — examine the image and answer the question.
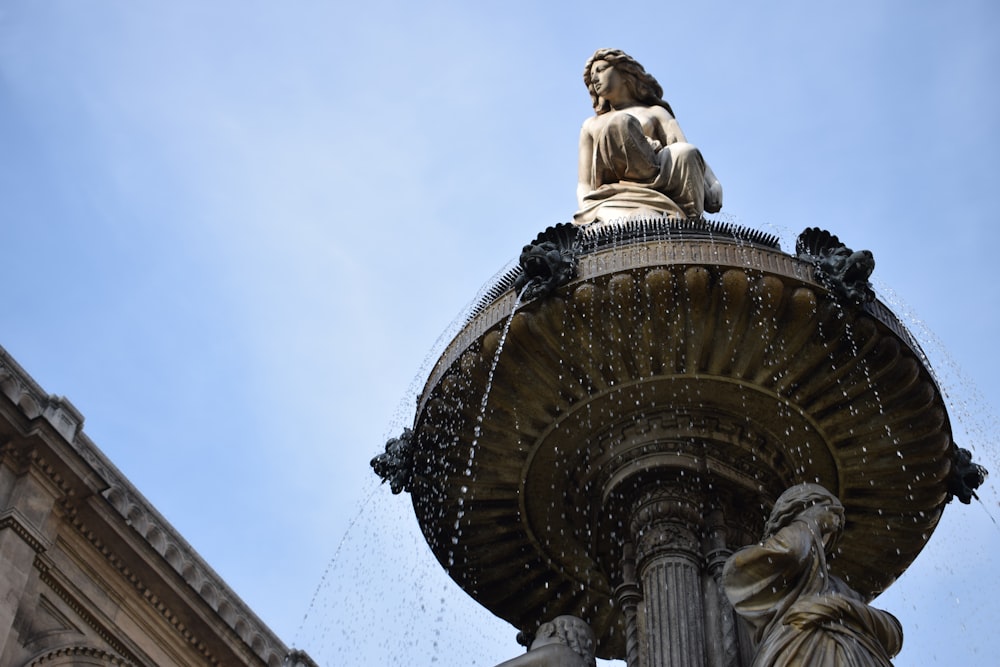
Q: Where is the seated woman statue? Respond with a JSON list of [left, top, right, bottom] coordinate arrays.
[[491, 615, 596, 667], [574, 48, 722, 224], [722, 484, 903, 667]]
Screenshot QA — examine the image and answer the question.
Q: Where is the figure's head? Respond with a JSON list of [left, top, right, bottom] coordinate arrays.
[[530, 615, 596, 667], [584, 48, 673, 116], [764, 483, 845, 548]]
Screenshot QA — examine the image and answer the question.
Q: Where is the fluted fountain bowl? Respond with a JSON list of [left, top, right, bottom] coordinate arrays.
[[406, 218, 954, 659]]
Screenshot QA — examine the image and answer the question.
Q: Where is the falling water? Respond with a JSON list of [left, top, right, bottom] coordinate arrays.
[[325, 216, 996, 667], [872, 277, 1000, 528], [294, 483, 379, 639], [449, 281, 535, 566]]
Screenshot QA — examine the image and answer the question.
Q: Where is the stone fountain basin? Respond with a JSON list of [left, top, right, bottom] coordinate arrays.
[[408, 234, 951, 659]]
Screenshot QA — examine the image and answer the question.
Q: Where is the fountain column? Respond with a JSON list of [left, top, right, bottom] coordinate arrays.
[[629, 484, 707, 667], [396, 222, 975, 664], [614, 542, 643, 667], [702, 507, 740, 667]]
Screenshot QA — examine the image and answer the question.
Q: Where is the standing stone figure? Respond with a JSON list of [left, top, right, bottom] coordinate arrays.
[[722, 484, 903, 666], [492, 616, 597, 667], [574, 48, 723, 224]]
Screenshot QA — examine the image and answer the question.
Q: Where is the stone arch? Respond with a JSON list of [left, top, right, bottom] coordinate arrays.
[[199, 582, 219, 608], [103, 487, 129, 516], [217, 599, 237, 624], [17, 394, 41, 419], [145, 526, 166, 553], [0, 374, 18, 400], [163, 544, 183, 570], [181, 561, 201, 588], [125, 506, 146, 535]]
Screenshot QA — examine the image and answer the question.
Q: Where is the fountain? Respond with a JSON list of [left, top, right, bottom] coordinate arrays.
[[371, 49, 986, 667]]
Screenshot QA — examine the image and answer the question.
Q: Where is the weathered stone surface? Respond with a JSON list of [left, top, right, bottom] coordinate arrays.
[[574, 49, 722, 224], [371, 428, 415, 494], [795, 227, 875, 306], [0, 346, 308, 667], [723, 484, 903, 666], [493, 616, 597, 667], [404, 219, 959, 661]]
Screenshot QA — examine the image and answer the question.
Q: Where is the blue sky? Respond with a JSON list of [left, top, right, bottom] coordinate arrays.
[[2, 1, 999, 665]]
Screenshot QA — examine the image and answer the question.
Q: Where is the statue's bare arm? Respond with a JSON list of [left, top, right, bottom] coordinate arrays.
[[651, 107, 687, 146], [651, 107, 723, 212], [577, 119, 596, 207], [492, 643, 589, 667]]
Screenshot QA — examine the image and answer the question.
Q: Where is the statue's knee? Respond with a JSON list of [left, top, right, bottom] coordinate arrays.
[[670, 142, 703, 165]]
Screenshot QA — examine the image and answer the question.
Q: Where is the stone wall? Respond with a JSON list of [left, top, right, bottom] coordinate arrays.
[[0, 345, 311, 667]]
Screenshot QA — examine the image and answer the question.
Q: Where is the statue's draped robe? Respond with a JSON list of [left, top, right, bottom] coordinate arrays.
[[574, 113, 712, 224], [723, 519, 902, 667]]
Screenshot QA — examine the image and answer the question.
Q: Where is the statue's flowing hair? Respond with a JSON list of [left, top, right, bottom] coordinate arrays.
[[764, 483, 845, 550], [536, 616, 597, 667], [583, 48, 675, 117]]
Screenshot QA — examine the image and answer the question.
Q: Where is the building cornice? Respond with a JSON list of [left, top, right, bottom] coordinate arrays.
[[0, 345, 296, 667]]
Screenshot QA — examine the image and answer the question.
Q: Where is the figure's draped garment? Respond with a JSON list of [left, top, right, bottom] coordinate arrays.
[[722, 519, 903, 667], [574, 113, 709, 224]]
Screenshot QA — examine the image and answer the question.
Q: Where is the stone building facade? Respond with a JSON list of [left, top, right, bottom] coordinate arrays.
[[0, 345, 314, 666]]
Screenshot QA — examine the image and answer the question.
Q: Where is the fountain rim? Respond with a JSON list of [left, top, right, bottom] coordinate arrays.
[[417, 227, 933, 418], [402, 221, 957, 657]]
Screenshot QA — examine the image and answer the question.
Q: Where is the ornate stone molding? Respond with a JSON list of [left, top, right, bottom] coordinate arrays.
[[28, 645, 135, 666], [0, 344, 292, 667], [0, 508, 49, 554], [0, 350, 84, 443], [35, 557, 143, 666], [404, 228, 961, 660], [629, 489, 703, 566], [71, 492, 285, 667]]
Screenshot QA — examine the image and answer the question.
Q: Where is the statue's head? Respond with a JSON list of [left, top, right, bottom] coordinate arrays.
[[764, 483, 845, 549], [583, 48, 673, 117], [530, 615, 596, 667]]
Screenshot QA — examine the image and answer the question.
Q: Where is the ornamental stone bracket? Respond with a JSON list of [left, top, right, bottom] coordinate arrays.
[[0, 350, 84, 443], [391, 218, 986, 665], [947, 447, 988, 504], [513, 223, 583, 301], [371, 428, 416, 494], [795, 227, 876, 306], [0, 507, 50, 554]]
